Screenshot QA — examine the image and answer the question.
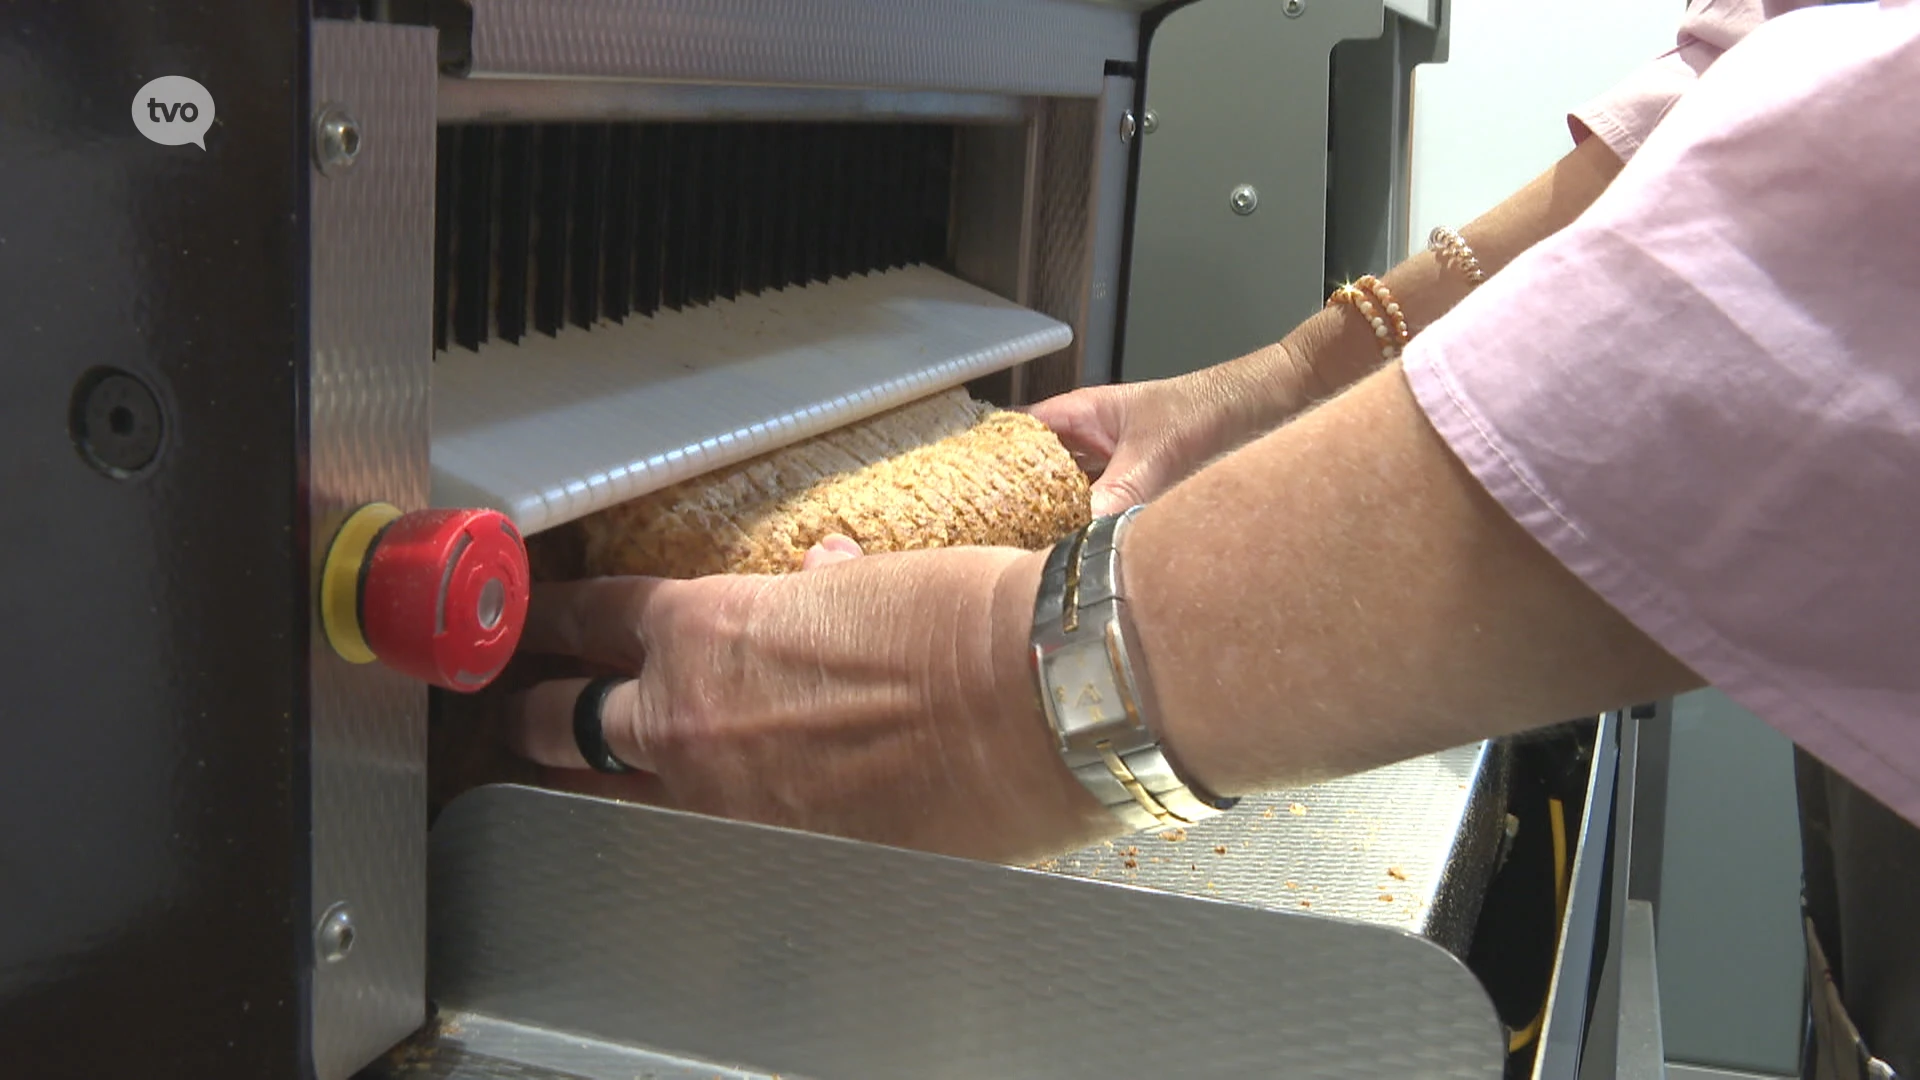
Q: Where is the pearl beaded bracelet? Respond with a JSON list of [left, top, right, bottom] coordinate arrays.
[[1326, 275, 1410, 362], [1429, 225, 1487, 286]]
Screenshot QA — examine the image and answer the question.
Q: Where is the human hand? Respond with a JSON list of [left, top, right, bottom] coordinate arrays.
[[501, 544, 1120, 864], [800, 532, 865, 570], [1026, 350, 1295, 516]]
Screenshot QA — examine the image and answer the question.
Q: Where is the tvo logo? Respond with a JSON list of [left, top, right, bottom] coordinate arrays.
[[131, 76, 216, 150]]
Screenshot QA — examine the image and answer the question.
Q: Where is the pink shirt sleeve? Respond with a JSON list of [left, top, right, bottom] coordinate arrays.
[[1569, 0, 1822, 163], [1404, 0, 1920, 825]]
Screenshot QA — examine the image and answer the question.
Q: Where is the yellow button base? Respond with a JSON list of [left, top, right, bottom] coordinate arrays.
[[320, 502, 402, 665]]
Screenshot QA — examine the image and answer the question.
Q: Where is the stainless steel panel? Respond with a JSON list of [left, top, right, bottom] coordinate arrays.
[[1042, 740, 1509, 955], [1585, 712, 1656, 1080], [1656, 693, 1808, 1075], [1122, 0, 1387, 382], [1666, 1066, 1798, 1080], [951, 122, 1039, 307], [1023, 96, 1098, 401], [1536, 713, 1622, 1080], [1616, 900, 1668, 1079], [1386, 0, 1440, 26], [1326, 13, 1444, 280], [428, 786, 1506, 1079], [1078, 75, 1136, 388], [954, 77, 1131, 402], [309, 21, 439, 1080], [439, 79, 1033, 125], [464, 0, 1139, 97]]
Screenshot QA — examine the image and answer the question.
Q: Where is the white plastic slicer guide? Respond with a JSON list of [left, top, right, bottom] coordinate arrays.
[[430, 265, 1074, 536]]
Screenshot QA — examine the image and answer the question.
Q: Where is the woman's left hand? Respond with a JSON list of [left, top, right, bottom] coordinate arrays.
[[501, 538, 1118, 864]]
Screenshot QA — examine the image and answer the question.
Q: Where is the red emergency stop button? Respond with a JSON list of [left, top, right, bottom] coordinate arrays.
[[319, 503, 530, 692]]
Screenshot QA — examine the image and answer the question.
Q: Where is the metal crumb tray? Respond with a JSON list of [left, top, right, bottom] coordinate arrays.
[[1042, 739, 1512, 956], [386, 768, 1509, 1080]]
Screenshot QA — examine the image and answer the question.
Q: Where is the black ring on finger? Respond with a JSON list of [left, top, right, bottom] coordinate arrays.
[[572, 676, 636, 774]]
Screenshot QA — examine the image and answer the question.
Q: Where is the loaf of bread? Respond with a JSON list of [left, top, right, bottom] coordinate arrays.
[[539, 388, 1092, 580]]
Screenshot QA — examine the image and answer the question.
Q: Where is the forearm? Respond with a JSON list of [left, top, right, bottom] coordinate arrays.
[[1090, 361, 1697, 796], [1217, 136, 1625, 423]]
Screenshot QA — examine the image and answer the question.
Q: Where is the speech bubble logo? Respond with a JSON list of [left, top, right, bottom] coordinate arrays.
[[131, 76, 216, 150]]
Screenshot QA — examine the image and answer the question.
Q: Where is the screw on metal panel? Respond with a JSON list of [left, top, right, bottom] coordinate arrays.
[[315, 902, 356, 965], [1229, 184, 1259, 216], [1141, 109, 1158, 135], [1119, 110, 1138, 143], [1283, 0, 1305, 16], [314, 104, 361, 175]]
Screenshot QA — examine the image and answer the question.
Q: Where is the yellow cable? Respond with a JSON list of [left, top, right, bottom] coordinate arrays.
[[1508, 797, 1570, 1054]]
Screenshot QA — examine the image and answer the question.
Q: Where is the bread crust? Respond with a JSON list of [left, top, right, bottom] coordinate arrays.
[[534, 388, 1092, 580]]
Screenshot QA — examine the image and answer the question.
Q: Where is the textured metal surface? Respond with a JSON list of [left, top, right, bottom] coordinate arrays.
[[1042, 741, 1509, 956], [1023, 97, 1098, 402], [310, 20, 438, 1080], [431, 266, 1073, 535], [429, 786, 1505, 1079], [0, 1, 312, 1073], [439, 78, 1032, 125], [464, 0, 1140, 96], [1122, 0, 1389, 381], [376, 1013, 780, 1080]]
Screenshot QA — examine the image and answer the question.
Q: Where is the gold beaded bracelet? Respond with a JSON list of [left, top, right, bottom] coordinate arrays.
[[1428, 225, 1487, 286], [1326, 274, 1410, 362]]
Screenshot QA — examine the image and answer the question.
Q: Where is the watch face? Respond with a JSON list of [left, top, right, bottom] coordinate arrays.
[[1044, 636, 1132, 744]]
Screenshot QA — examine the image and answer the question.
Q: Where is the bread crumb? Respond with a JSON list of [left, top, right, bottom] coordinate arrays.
[[1212, 844, 1227, 855], [1288, 803, 1308, 816], [1122, 858, 1138, 870], [1261, 806, 1276, 819], [1379, 893, 1395, 902], [1284, 880, 1299, 890], [1121, 846, 1138, 857], [1299, 900, 1313, 909], [1387, 866, 1408, 881], [1160, 828, 1188, 842]]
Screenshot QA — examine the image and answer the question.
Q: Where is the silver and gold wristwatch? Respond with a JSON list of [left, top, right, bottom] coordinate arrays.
[[1031, 506, 1236, 831]]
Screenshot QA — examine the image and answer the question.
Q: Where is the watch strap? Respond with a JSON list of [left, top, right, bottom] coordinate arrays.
[[1033, 507, 1235, 831]]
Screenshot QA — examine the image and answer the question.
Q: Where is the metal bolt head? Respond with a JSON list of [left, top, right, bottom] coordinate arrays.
[[1283, 0, 1305, 17], [316, 902, 356, 965], [1229, 184, 1259, 216], [1119, 110, 1138, 144], [1141, 109, 1158, 135], [314, 105, 361, 175]]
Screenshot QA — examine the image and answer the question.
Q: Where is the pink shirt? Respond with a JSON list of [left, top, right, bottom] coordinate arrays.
[[1405, 0, 1920, 825], [1569, 0, 1824, 164]]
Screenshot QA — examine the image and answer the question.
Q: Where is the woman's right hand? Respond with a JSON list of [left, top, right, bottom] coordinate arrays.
[[1027, 344, 1301, 515]]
